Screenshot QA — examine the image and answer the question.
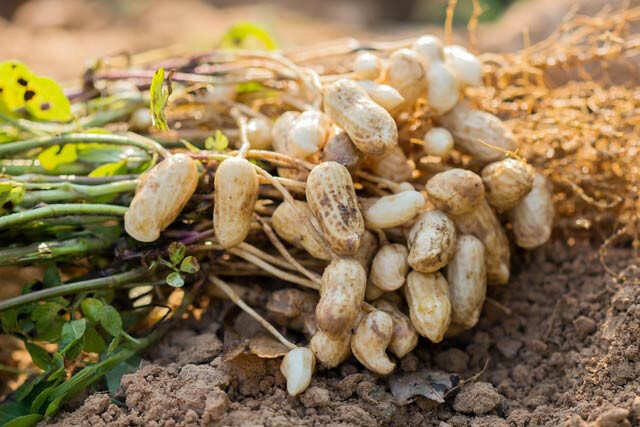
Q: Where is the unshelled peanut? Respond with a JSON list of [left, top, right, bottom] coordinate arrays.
[[384, 48, 428, 112], [322, 131, 361, 172], [214, 157, 259, 248], [281, 347, 315, 396], [125, 154, 199, 242], [272, 200, 332, 261], [351, 310, 396, 375], [310, 330, 351, 368], [306, 161, 364, 255], [370, 244, 409, 292], [364, 144, 413, 182], [482, 158, 535, 212], [406, 210, 457, 273], [447, 235, 486, 328], [511, 173, 554, 249], [373, 299, 418, 358], [363, 190, 425, 229], [405, 271, 452, 343]]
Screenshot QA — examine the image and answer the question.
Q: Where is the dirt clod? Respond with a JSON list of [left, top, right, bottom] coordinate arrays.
[[453, 382, 502, 415], [434, 348, 470, 373], [300, 386, 331, 408]]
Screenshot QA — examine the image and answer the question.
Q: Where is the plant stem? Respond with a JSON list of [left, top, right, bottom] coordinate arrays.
[[0, 133, 168, 158], [0, 160, 94, 176], [0, 204, 127, 230], [0, 267, 148, 312], [9, 174, 139, 184], [20, 180, 138, 206], [0, 235, 117, 266]]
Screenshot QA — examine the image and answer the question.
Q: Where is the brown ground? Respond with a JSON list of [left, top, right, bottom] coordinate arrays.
[[45, 242, 640, 426]]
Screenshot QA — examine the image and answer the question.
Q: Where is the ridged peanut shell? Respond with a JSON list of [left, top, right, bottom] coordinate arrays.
[[310, 330, 351, 368], [351, 310, 396, 375], [370, 244, 409, 292], [405, 271, 452, 343], [306, 161, 364, 255], [125, 153, 199, 242], [272, 200, 332, 261], [214, 157, 259, 248], [373, 299, 419, 358], [407, 210, 457, 273], [481, 158, 535, 212], [510, 173, 554, 249], [425, 169, 485, 216]]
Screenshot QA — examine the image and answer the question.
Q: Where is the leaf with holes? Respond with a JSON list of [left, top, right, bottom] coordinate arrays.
[[24, 76, 72, 122], [0, 60, 34, 112]]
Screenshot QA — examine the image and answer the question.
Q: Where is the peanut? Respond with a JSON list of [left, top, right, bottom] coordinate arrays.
[[384, 48, 428, 112], [245, 117, 272, 150], [353, 52, 382, 80], [272, 200, 332, 261], [281, 347, 315, 396], [423, 127, 454, 157], [322, 131, 361, 172], [310, 330, 351, 368], [356, 80, 405, 112], [125, 153, 199, 242], [447, 235, 486, 329], [306, 161, 364, 255], [370, 244, 409, 292], [412, 35, 445, 62], [267, 288, 318, 336], [363, 191, 425, 229], [323, 78, 398, 156], [365, 282, 386, 301], [426, 169, 510, 284], [286, 110, 331, 159], [351, 310, 396, 375], [405, 271, 452, 343], [364, 144, 413, 183], [214, 157, 259, 248], [444, 45, 483, 87], [510, 173, 554, 249], [426, 61, 460, 115], [129, 108, 152, 131], [481, 158, 535, 212], [436, 102, 517, 164], [373, 299, 418, 358], [271, 111, 300, 154], [406, 210, 457, 273], [316, 258, 366, 336]]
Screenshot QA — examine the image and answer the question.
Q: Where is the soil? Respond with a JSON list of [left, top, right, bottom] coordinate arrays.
[[43, 241, 640, 426]]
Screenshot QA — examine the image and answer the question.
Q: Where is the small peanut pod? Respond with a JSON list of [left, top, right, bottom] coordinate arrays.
[[423, 127, 454, 157], [306, 161, 365, 255], [405, 271, 452, 343], [316, 258, 367, 336], [373, 299, 419, 358], [353, 52, 382, 80], [447, 235, 487, 329], [125, 154, 199, 242], [280, 347, 315, 396], [412, 35, 445, 62], [364, 145, 413, 183], [426, 169, 510, 285], [481, 158, 535, 212], [214, 157, 259, 248], [510, 173, 554, 249], [246, 118, 273, 150], [351, 310, 396, 375], [355, 80, 405, 112], [323, 79, 398, 156], [406, 210, 457, 273], [370, 244, 409, 292], [286, 110, 331, 159], [436, 102, 517, 164], [354, 230, 379, 270], [272, 200, 332, 261], [384, 48, 428, 112], [322, 131, 361, 172], [310, 330, 352, 368], [444, 45, 483, 87], [267, 288, 318, 336], [271, 111, 300, 154], [365, 282, 386, 301], [363, 191, 426, 229], [426, 61, 460, 115]]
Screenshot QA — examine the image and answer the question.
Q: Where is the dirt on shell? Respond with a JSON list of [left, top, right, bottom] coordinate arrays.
[[45, 241, 640, 426]]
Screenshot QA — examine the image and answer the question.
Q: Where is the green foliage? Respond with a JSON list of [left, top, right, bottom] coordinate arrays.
[[98, 305, 123, 337], [149, 68, 169, 131], [180, 256, 199, 274], [205, 129, 229, 151], [0, 60, 72, 122], [219, 22, 277, 50], [168, 241, 186, 265], [166, 271, 184, 288], [0, 182, 25, 214], [37, 144, 77, 171]]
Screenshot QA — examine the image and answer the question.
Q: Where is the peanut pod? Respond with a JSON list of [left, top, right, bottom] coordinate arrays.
[[406, 210, 457, 273], [405, 271, 452, 343], [481, 158, 535, 212], [510, 173, 554, 249], [351, 310, 396, 375], [447, 235, 487, 329], [272, 200, 332, 261], [373, 299, 419, 359], [370, 244, 409, 292], [310, 329, 352, 368], [363, 191, 425, 229]]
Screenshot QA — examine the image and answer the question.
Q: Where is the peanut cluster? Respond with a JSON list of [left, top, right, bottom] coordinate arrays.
[[124, 34, 554, 396]]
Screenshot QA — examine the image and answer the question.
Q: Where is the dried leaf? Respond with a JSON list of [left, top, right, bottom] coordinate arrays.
[[248, 333, 289, 359], [388, 370, 459, 405]]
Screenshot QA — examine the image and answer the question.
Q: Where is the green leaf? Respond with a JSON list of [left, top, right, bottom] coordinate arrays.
[[42, 265, 62, 288], [0, 401, 32, 426], [88, 160, 127, 177], [0, 60, 35, 112], [106, 334, 121, 355], [179, 256, 200, 274], [98, 305, 123, 337], [235, 81, 266, 94], [0, 181, 25, 213], [14, 372, 47, 402], [24, 76, 72, 122], [59, 319, 87, 359], [205, 129, 228, 151], [149, 68, 169, 131], [168, 241, 186, 265], [166, 272, 184, 288], [30, 379, 63, 413], [219, 22, 277, 50], [81, 298, 104, 324], [3, 414, 44, 427], [83, 327, 107, 354], [105, 355, 140, 396], [37, 144, 78, 171], [47, 353, 65, 382], [32, 301, 64, 342], [180, 139, 200, 154], [25, 342, 53, 370]]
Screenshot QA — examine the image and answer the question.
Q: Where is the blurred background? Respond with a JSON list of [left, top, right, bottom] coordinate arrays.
[[0, 0, 634, 82]]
